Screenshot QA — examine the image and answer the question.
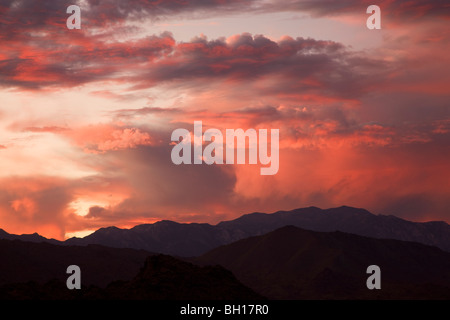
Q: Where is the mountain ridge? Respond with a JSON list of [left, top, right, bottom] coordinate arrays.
[[0, 206, 449, 256], [195, 225, 450, 299]]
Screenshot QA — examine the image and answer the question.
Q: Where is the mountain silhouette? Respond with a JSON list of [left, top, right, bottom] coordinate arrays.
[[0, 228, 60, 245], [217, 206, 450, 251], [195, 226, 450, 299], [65, 206, 450, 256], [65, 221, 233, 257], [1, 206, 449, 257]]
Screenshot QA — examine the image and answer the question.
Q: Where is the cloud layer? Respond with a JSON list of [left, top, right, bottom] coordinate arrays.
[[0, 0, 448, 239]]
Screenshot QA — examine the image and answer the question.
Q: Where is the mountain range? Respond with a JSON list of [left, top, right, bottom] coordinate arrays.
[[1, 206, 448, 256], [1, 224, 449, 299]]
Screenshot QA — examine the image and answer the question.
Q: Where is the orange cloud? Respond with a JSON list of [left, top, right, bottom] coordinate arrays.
[[0, 176, 72, 239]]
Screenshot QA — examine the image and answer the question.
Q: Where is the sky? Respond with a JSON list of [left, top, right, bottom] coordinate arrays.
[[0, 0, 449, 240]]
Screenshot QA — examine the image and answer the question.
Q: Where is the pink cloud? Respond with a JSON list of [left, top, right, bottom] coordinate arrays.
[[64, 124, 155, 154]]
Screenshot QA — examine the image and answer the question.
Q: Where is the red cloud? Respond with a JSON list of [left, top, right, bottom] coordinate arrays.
[[0, 0, 448, 239]]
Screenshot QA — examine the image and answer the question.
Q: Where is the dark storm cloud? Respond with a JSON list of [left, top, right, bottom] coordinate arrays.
[[75, 144, 238, 224], [131, 33, 387, 101], [0, 26, 389, 101]]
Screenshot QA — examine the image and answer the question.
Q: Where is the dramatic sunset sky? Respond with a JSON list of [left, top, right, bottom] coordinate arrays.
[[0, 0, 449, 240]]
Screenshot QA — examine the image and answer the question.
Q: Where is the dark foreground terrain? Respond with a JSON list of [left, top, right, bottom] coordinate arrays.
[[1, 224, 450, 299], [0, 254, 263, 300]]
